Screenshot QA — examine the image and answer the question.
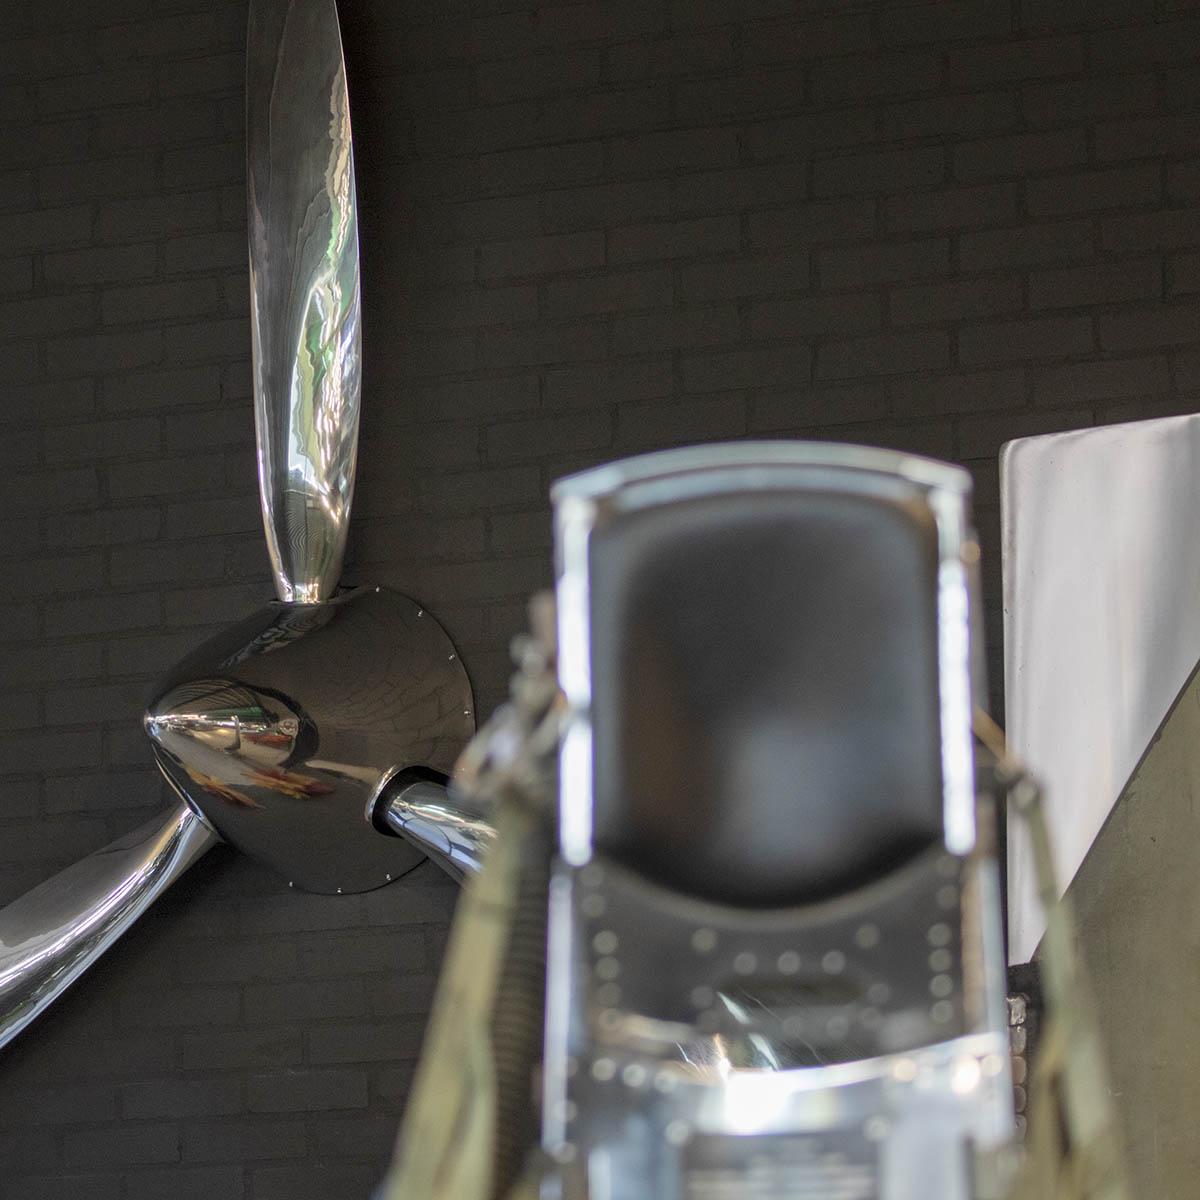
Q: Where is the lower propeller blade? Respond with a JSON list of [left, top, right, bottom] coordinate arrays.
[[0, 801, 219, 1050]]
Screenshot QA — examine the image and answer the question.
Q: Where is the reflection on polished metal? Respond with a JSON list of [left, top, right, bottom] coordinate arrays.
[[248, 0, 361, 604], [146, 588, 474, 894], [0, 0, 482, 1051], [541, 443, 1013, 1199], [0, 803, 217, 1049], [377, 777, 495, 883], [1001, 413, 1200, 963]]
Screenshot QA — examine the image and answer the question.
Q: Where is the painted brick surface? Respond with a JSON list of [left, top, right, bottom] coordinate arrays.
[[3, 0, 1200, 1195]]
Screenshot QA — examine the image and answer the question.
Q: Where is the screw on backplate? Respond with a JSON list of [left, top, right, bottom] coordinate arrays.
[[336, 888, 342, 895], [386, 874, 392, 882], [288, 881, 294, 888], [448, 653, 456, 661]]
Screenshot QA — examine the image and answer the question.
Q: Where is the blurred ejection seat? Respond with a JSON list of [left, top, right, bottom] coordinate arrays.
[[541, 442, 1014, 1200]]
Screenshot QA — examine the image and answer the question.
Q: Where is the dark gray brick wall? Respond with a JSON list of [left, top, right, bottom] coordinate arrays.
[[3, 0, 1200, 1195]]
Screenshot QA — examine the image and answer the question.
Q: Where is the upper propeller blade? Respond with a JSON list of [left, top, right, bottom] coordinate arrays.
[[247, 0, 362, 604]]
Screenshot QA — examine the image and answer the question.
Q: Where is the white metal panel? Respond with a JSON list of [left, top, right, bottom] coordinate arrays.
[[1002, 413, 1200, 963]]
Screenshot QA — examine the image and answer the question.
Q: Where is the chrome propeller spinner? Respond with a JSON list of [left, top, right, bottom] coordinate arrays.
[[0, 0, 482, 1051]]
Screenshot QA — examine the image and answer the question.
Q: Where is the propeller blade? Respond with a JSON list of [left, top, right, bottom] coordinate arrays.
[[0, 802, 218, 1050], [247, 0, 362, 604]]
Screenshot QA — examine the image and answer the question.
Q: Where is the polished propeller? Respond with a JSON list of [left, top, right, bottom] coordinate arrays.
[[0, 0, 487, 1051]]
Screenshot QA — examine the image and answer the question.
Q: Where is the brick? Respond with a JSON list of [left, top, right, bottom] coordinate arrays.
[[1029, 259, 1162, 310], [0, 255, 33, 295], [545, 358, 672, 408], [0, 642, 103, 685], [97, 191, 222, 241], [310, 1112, 404, 1158], [247, 1069, 368, 1113], [489, 511, 553, 555], [891, 277, 1023, 326], [44, 243, 158, 287], [478, 47, 602, 103], [1173, 252, 1200, 295], [959, 315, 1093, 365], [421, 193, 541, 244], [1, 463, 98, 520], [960, 221, 1093, 271], [307, 1020, 427, 1064], [417, 554, 552, 601], [610, 216, 739, 264], [680, 345, 813, 392], [752, 383, 888, 432], [746, 199, 876, 249], [161, 231, 246, 275], [1031, 357, 1170, 405], [954, 129, 1086, 181], [117, 985, 241, 1030], [1101, 210, 1200, 254], [544, 179, 672, 234], [102, 279, 221, 326], [479, 322, 606, 367], [39, 153, 158, 206], [611, 126, 740, 179], [478, 142, 603, 194], [184, 1120, 307, 1164], [47, 330, 162, 376], [747, 107, 876, 163], [616, 394, 746, 448], [880, 91, 1019, 141], [180, 1028, 303, 1073], [887, 183, 1017, 234], [122, 1079, 242, 1120], [742, 13, 872, 65], [7, 1177, 121, 1200], [675, 66, 807, 121], [810, 49, 941, 104], [1024, 73, 1158, 127], [538, 0, 668, 44], [0, 293, 93, 340], [55, 417, 161, 462], [893, 367, 1026, 416], [1096, 304, 1200, 351], [124, 1167, 243, 1200], [747, 293, 883, 341], [819, 238, 950, 289], [63, 1124, 180, 1168], [45, 769, 163, 814], [813, 146, 945, 197], [0, 551, 103, 600], [0, 169, 36, 211], [1089, 17, 1200, 70], [609, 28, 734, 78], [159, 51, 244, 98], [107, 455, 223, 500], [1027, 164, 1161, 217], [880, 1, 1012, 42], [0, 205, 91, 251], [0, 1082, 117, 1127], [677, 163, 807, 217], [414, 283, 539, 329], [481, 231, 604, 279], [545, 269, 672, 318], [1095, 114, 1200, 163], [44, 591, 161, 638], [957, 406, 1094, 459], [817, 330, 950, 379], [613, 306, 739, 355], [104, 364, 221, 413], [947, 34, 1082, 87], [251, 1163, 378, 1200], [488, 410, 611, 463], [678, 252, 808, 303], [162, 317, 249, 363]]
